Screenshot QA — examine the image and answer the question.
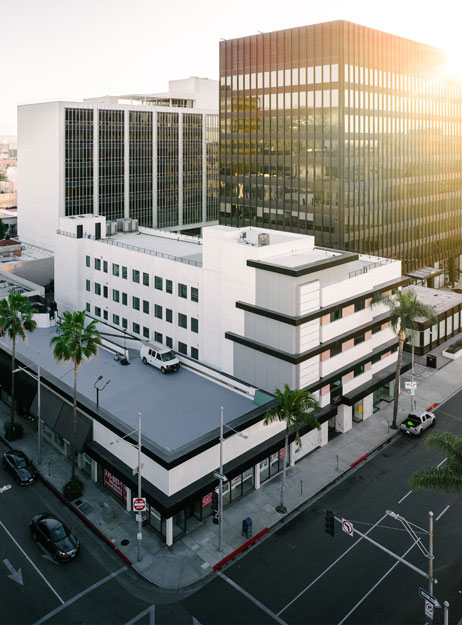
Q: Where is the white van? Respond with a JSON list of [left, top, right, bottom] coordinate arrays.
[[140, 342, 180, 374]]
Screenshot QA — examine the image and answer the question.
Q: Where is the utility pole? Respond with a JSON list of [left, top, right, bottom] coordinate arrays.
[[137, 411, 142, 563], [428, 511, 434, 595], [218, 406, 224, 553]]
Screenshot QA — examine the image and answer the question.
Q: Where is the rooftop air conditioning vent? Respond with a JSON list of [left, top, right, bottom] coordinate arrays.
[[258, 233, 270, 246]]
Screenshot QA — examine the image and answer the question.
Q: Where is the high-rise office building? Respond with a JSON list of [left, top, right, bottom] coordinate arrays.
[[219, 21, 462, 284], [18, 77, 219, 251]]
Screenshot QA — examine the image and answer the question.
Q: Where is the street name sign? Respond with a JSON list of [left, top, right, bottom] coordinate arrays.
[[214, 471, 228, 482], [342, 519, 354, 536], [419, 588, 441, 608], [133, 497, 147, 512], [405, 381, 417, 390]]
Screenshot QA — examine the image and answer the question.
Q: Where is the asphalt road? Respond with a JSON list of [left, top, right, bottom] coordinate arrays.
[[182, 390, 462, 625]]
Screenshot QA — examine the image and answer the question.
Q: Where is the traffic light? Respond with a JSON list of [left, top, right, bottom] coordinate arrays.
[[212, 490, 220, 525], [325, 510, 335, 537]]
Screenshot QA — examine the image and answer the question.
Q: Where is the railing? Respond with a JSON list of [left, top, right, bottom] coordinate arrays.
[[349, 259, 393, 278]]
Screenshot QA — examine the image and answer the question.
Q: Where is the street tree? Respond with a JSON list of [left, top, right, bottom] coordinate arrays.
[[50, 310, 101, 479], [264, 384, 320, 513], [0, 292, 37, 438], [411, 430, 462, 493], [372, 288, 435, 429]]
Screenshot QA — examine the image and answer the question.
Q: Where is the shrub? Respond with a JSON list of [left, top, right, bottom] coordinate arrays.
[[63, 476, 83, 501], [446, 338, 462, 354], [3, 422, 24, 441]]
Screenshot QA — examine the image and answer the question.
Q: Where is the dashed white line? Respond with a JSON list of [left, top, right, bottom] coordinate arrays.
[[217, 571, 288, 625], [436, 505, 450, 521], [0, 520, 64, 605], [398, 490, 412, 504], [278, 513, 389, 616], [437, 457, 448, 468]]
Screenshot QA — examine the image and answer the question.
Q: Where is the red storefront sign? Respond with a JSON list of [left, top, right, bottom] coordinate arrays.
[[202, 492, 213, 507], [104, 469, 127, 501]]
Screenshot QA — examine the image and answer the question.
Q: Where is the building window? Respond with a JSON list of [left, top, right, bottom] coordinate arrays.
[[143, 272, 149, 286], [143, 300, 149, 314], [95, 258, 101, 271], [330, 343, 342, 357], [133, 322, 140, 334], [113, 314, 120, 325], [122, 266, 127, 279], [113, 289, 120, 303], [154, 331, 163, 343], [166, 336, 173, 348], [103, 310, 108, 320], [132, 296, 140, 310], [166, 308, 172, 323], [132, 269, 140, 283], [191, 287, 199, 303], [330, 309, 342, 322], [178, 313, 187, 328], [86, 279, 90, 292], [143, 326, 150, 338], [95, 306, 101, 317], [103, 286, 108, 298], [166, 279, 173, 294], [354, 364, 365, 377], [191, 347, 199, 360], [191, 318, 198, 333], [372, 325, 381, 335], [155, 305, 162, 319], [86, 255, 90, 267], [95, 283, 101, 296], [355, 300, 365, 312], [122, 292, 128, 306], [122, 317, 128, 329], [86, 302, 90, 312], [354, 334, 365, 346], [103, 261, 108, 273], [154, 276, 163, 290], [178, 283, 187, 299], [112, 263, 119, 277], [178, 341, 187, 355]]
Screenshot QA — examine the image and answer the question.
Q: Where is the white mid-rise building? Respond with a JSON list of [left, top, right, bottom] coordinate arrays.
[[55, 217, 409, 432], [17, 77, 219, 252]]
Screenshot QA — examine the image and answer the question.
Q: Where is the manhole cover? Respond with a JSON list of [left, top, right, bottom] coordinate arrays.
[[121, 539, 129, 546]]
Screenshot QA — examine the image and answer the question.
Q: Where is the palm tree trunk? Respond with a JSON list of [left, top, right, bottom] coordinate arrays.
[[392, 331, 405, 429], [277, 429, 289, 513], [71, 362, 78, 480], [10, 337, 15, 436]]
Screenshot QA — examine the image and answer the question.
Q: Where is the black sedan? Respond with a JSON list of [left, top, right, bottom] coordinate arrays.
[[2, 449, 36, 485], [30, 514, 80, 561]]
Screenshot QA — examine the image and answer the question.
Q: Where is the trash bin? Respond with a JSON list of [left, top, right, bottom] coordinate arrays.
[[426, 354, 437, 369], [242, 517, 252, 538], [102, 501, 114, 523]]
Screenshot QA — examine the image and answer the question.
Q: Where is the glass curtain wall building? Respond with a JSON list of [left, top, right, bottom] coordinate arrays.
[[219, 21, 462, 281]]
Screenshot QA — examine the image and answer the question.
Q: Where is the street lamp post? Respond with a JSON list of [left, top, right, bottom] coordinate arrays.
[[94, 375, 110, 410], [110, 411, 143, 562], [217, 406, 248, 553]]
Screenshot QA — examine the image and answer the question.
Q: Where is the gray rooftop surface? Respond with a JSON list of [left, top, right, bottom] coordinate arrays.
[[4, 327, 258, 456], [404, 284, 462, 316]]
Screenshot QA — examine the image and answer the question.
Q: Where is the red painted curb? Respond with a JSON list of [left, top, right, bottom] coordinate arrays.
[[350, 453, 369, 468], [426, 403, 439, 411], [213, 527, 269, 571], [38, 474, 133, 566]]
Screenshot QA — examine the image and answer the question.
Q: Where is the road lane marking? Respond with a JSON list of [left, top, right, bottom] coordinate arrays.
[[436, 505, 450, 521], [124, 605, 155, 625], [0, 520, 64, 604], [278, 513, 388, 616], [33, 566, 127, 625], [337, 541, 417, 625], [217, 571, 288, 625], [398, 491, 412, 504], [437, 457, 448, 468]]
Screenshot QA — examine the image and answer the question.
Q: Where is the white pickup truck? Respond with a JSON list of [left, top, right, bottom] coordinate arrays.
[[399, 411, 436, 436]]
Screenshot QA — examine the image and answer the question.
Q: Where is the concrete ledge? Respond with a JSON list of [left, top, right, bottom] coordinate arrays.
[[442, 348, 462, 360]]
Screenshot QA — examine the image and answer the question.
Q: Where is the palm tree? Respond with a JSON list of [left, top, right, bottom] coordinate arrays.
[[50, 310, 101, 478], [0, 292, 37, 437], [372, 288, 435, 430], [411, 430, 462, 493], [264, 384, 320, 513]]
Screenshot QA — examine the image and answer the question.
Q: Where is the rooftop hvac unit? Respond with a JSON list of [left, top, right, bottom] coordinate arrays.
[[258, 232, 270, 246], [117, 219, 124, 232], [239, 231, 247, 241], [131, 219, 138, 231], [110, 221, 117, 235], [122, 219, 131, 232]]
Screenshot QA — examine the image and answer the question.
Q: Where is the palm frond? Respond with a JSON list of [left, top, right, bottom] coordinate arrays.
[[411, 466, 462, 494]]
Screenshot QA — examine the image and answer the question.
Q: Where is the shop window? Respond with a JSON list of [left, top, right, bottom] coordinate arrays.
[[81, 453, 92, 477], [242, 467, 254, 495], [260, 458, 269, 483]]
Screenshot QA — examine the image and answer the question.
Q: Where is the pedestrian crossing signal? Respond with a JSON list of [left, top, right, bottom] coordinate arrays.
[[325, 510, 335, 537]]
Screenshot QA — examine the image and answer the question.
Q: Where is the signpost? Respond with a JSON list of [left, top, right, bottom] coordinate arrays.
[[133, 497, 147, 512], [342, 519, 354, 536], [405, 381, 417, 390], [419, 588, 441, 608]]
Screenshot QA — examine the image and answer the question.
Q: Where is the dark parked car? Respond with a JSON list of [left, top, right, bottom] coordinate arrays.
[[30, 514, 80, 561], [2, 450, 36, 485]]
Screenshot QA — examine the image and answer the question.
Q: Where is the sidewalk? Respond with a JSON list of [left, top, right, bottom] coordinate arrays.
[[1, 344, 461, 591]]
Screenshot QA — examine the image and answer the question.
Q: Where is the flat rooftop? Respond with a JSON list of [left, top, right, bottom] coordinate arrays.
[[404, 285, 462, 317], [5, 328, 263, 459]]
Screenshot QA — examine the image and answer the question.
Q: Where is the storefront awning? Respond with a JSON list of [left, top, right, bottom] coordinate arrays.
[[55, 402, 92, 452], [30, 386, 63, 429], [342, 358, 412, 406]]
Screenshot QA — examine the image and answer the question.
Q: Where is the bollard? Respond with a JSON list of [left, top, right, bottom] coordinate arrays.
[[300, 479, 303, 496], [336, 455, 339, 471]]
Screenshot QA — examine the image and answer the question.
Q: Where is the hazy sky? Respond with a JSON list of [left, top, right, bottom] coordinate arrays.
[[2, 0, 462, 135]]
